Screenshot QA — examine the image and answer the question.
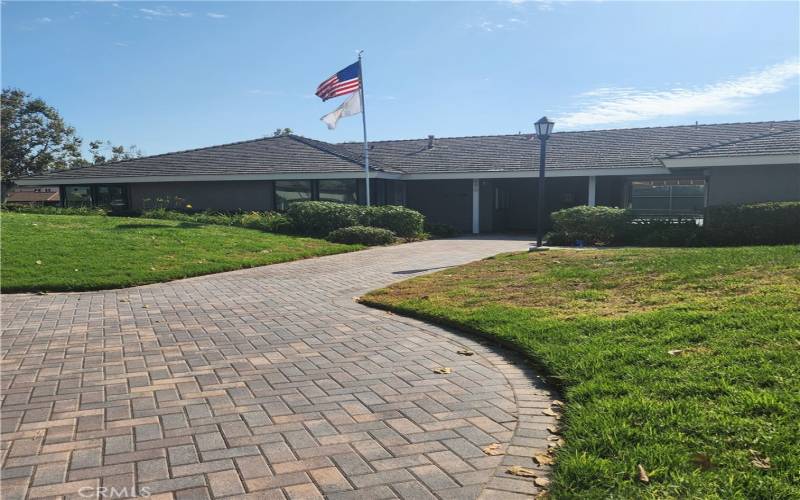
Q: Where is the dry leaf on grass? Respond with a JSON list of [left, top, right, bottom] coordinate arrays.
[[637, 464, 650, 483], [691, 452, 714, 470], [433, 367, 452, 374], [749, 449, 771, 469], [483, 443, 503, 456], [506, 466, 537, 478], [542, 408, 559, 417], [534, 477, 550, 488], [546, 425, 559, 434], [456, 349, 475, 356], [35, 260, 42, 265], [533, 454, 554, 465]]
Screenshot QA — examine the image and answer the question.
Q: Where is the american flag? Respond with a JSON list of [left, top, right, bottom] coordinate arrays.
[[316, 61, 361, 101]]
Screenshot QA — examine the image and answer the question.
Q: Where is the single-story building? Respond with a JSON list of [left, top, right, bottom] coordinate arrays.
[[15, 120, 800, 233]]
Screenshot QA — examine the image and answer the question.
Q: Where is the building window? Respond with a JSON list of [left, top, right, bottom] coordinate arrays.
[[275, 180, 312, 211], [65, 186, 92, 207], [628, 178, 705, 217], [94, 185, 128, 210], [318, 179, 358, 204]]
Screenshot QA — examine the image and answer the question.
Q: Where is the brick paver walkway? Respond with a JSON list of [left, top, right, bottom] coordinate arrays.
[[1, 236, 557, 499]]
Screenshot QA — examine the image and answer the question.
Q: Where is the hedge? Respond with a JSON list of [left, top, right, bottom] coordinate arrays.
[[424, 221, 460, 238], [362, 205, 425, 237], [287, 201, 424, 238], [548, 206, 633, 246], [704, 202, 800, 246], [326, 226, 395, 246]]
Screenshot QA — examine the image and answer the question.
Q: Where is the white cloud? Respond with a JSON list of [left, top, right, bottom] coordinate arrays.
[[206, 12, 227, 19], [138, 7, 192, 19], [556, 59, 800, 128], [35, 17, 52, 23]]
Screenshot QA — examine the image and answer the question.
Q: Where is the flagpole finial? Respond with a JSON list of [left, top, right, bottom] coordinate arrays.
[[357, 50, 363, 59]]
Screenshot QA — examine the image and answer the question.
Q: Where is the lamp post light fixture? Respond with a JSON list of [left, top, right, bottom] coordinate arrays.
[[534, 116, 555, 248]]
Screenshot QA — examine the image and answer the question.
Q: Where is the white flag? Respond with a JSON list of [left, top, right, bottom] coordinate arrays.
[[320, 90, 362, 130]]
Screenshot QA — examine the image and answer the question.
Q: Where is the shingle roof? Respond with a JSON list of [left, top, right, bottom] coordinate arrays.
[[339, 120, 800, 173], [662, 127, 800, 159], [19, 120, 800, 181], [25, 134, 376, 180]]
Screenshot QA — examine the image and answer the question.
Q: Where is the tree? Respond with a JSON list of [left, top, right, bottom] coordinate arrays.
[[1, 88, 84, 186], [273, 127, 293, 137], [88, 140, 143, 165]]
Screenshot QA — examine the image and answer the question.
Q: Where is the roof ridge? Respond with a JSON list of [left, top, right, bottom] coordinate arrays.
[[660, 126, 800, 159], [337, 119, 800, 145], [287, 135, 389, 172]]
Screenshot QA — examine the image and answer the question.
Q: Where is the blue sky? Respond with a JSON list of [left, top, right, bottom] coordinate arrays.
[[3, 1, 799, 156]]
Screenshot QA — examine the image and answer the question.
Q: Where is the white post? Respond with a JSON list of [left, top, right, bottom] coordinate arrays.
[[588, 176, 597, 207], [472, 179, 480, 234]]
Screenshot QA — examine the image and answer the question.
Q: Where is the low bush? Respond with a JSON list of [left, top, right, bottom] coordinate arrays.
[[362, 205, 425, 237], [2, 204, 108, 216], [548, 206, 633, 246], [704, 201, 800, 246], [286, 201, 364, 237], [622, 218, 703, 247], [424, 221, 460, 238], [326, 226, 395, 246], [140, 209, 294, 234]]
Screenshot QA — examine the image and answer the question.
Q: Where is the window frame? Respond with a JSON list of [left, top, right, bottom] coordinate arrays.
[[626, 177, 706, 218], [273, 179, 362, 211]]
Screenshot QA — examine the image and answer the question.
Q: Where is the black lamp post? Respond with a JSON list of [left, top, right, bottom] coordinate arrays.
[[534, 116, 555, 248]]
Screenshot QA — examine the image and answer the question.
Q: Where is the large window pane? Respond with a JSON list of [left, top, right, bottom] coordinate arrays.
[[629, 178, 705, 217], [275, 180, 312, 211], [318, 179, 358, 204], [94, 185, 128, 209], [65, 186, 92, 207]]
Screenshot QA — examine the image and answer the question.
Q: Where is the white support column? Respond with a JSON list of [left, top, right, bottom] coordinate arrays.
[[588, 176, 597, 207], [472, 179, 480, 234]]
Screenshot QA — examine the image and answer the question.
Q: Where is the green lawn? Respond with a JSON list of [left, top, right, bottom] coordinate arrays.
[[362, 246, 800, 499], [1, 212, 360, 293]]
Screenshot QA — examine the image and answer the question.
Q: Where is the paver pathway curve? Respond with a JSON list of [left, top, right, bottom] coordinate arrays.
[[1, 236, 557, 500]]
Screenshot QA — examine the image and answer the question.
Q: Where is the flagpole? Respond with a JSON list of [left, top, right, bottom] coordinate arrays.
[[357, 51, 370, 206]]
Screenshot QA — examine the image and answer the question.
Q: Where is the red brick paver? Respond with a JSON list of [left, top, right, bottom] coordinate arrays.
[[1, 236, 557, 499]]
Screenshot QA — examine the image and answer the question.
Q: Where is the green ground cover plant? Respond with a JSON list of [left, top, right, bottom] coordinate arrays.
[[1, 212, 360, 292], [362, 246, 800, 498]]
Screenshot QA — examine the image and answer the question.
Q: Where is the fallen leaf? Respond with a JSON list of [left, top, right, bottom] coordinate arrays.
[[433, 367, 452, 374], [353, 296, 361, 302], [35, 260, 42, 265], [506, 466, 537, 478], [483, 443, 503, 456], [534, 477, 550, 488], [691, 452, 714, 470], [150, 267, 156, 271], [668, 349, 684, 356], [546, 425, 559, 434], [534, 454, 554, 465], [547, 438, 565, 449], [456, 349, 475, 356], [551, 400, 565, 407], [637, 464, 650, 483], [749, 449, 771, 469], [119, 299, 127, 302], [542, 408, 559, 417], [142, 305, 149, 309], [535, 491, 550, 499]]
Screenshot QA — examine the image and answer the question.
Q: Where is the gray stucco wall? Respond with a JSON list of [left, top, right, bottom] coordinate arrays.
[[405, 179, 473, 232], [129, 181, 275, 211], [708, 164, 800, 206]]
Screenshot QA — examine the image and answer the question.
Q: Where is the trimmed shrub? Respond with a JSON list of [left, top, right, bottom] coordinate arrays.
[[361, 205, 425, 237], [424, 221, 459, 238], [548, 206, 633, 246], [286, 201, 364, 237], [704, 202, 800, 246], [622, 219, 703, 247], [326, 226, 395, 246]]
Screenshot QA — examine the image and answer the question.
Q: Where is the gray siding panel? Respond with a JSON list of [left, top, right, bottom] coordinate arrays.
[[405, 179, 473, 232], [129, 181, 274, 211], [708, 165, 800, 206]]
